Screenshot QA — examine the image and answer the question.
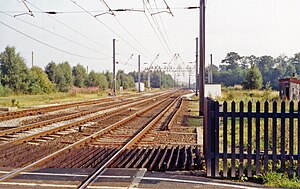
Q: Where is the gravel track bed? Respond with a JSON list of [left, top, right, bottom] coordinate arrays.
[[0, 94, 172, 168], [15, 99, 125, 126], [40, 97, 176, 168], [0, 106, 79, 129], [140, 97, 197, 146], [92, 99, 174, 145], [0, 101, 141, 144]]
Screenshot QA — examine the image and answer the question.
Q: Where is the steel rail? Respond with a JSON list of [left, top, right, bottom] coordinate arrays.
[[78, 95, 181, 189], [165, 97, 184, 130], [0, 96, 140, 137], [0, 92, 175, 183], [0, 92, 171, 147], [0, 93, 143, 122]]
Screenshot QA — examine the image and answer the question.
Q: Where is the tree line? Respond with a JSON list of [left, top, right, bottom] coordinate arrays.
[[0, 46, 175, 96], [213, 52, 300, 90]]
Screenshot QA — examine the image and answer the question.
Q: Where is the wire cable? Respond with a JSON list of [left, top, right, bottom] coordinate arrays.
[[145, 1, 173, 55], [0, 11, 110, 57], [25, 0, 110, 52], [70, 0, 152, 61], [142, 0, 172, 58], [153, 0, 173, 51], [0, 20, 108, 60]]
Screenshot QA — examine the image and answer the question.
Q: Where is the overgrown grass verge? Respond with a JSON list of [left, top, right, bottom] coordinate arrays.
[[186, 96, 202, 127], [0, 90, 137, 108], [256, 172, 300, 188]]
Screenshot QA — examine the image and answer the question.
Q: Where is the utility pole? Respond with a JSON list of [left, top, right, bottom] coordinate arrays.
[[31, 51, 34, 67], [159, 69, 162, 89], [113, 39, 116, 96], [138, 55, 141, 92], [209, 54, 213, 83], [86, 66, 89, 74], [189, 74, 191, 89], [199, 0, 205, 116], [173, 71, 176, 90], [148, 71, 151, 89], [195, 37, 199, 96]]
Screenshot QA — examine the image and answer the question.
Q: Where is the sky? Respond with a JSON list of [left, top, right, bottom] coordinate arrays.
[[1, 0, 300, 83]]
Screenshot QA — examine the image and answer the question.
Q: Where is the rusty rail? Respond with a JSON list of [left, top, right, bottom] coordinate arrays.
[[78, 95, 181, 189], [0, 92, 174, 183]]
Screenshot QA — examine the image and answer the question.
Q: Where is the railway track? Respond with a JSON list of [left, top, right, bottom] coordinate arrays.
[[0, 90, 203, 188], [0, 92, 170, 146], [0, 91, 179, 181], [0, 93, 141, 122]]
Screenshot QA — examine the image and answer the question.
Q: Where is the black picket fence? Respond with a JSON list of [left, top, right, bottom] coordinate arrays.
[[204, 98, 300, 178]]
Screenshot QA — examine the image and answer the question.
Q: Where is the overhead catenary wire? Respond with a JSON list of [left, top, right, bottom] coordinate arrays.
[[0, 6, 199, 15], [142, 0, 172, 58], [153, 0, 173, 52], [0, 20, 108, 60], [0, 11, 110, 58], [96, 0, 154, 60], [146, 1, 173, 54], [70, 0, 152, 62], [14, 0, 34, 17], [25, 0, 111, 52]]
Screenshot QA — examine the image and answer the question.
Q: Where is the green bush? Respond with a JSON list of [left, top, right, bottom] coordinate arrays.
[[0, 84, 12, 96]]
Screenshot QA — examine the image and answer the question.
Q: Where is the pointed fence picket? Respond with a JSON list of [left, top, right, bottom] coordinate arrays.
[[204, 98, 300, 178]]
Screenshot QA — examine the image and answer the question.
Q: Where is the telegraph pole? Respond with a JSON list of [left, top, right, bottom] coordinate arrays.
[[159, 69, 162, 89], [199, 0, 205, 116], [138, 55, 141, 92], [113, 39, 116, 96], [86, 66, 89, 74], [209, 54, 213, 83], [195, 37, 199, 96], [189, 74, 191, 89], [31, 51, 34, 67], [148, 71, 151, 89]]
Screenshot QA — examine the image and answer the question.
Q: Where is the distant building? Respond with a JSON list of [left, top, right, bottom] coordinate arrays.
[[135, 82, 145, 92], [279, 75, 300, 100], [205, 84, 221, 98]]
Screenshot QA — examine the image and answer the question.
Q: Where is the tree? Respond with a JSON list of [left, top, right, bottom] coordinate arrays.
[[220, 52, 242, 71], [48, 61, 73, 92], [72, 64, 87, 87], [104, 71, 113, 89], [242, 64, 263, 90], [116, 70, 135, 89], [28, 66, 55, 94], [86, 71, 108, 90], [45, 61, 57, 83], [0, 46, 29, 93], [291, 52, 300, 73]]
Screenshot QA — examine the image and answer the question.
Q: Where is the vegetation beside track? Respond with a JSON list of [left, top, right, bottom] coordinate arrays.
[[0, 90, 138, 108]]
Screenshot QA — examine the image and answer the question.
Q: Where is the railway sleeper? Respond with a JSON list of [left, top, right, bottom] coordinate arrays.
[[44, 145, 202, 171]]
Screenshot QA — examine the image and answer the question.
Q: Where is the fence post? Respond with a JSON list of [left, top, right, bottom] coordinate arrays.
[[213, 101, 220, 177], [205, 98, 212, 177], [289, 101, 294, 177]]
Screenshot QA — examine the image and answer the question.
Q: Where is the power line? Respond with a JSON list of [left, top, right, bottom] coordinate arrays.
[[0, 11, 110, 57], [14, 0, 34, 17], [96, 0, 153, 60], [0, 20, 108, 60], [25, 0, 110, 52], [145, 1, 173, 54], [153, 0, 173, 51], [70, 0, 152, 62], [142, 0, 172, 58]]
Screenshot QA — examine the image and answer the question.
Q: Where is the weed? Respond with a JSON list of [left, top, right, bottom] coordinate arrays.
[[258, 172, 300, 188]]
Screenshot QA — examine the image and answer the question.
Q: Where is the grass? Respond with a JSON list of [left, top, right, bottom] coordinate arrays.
[[0, 90, 138, 108], [187, 96, 202, 127], [259, 172, 300, 188], [216, 87, 279, 102]]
